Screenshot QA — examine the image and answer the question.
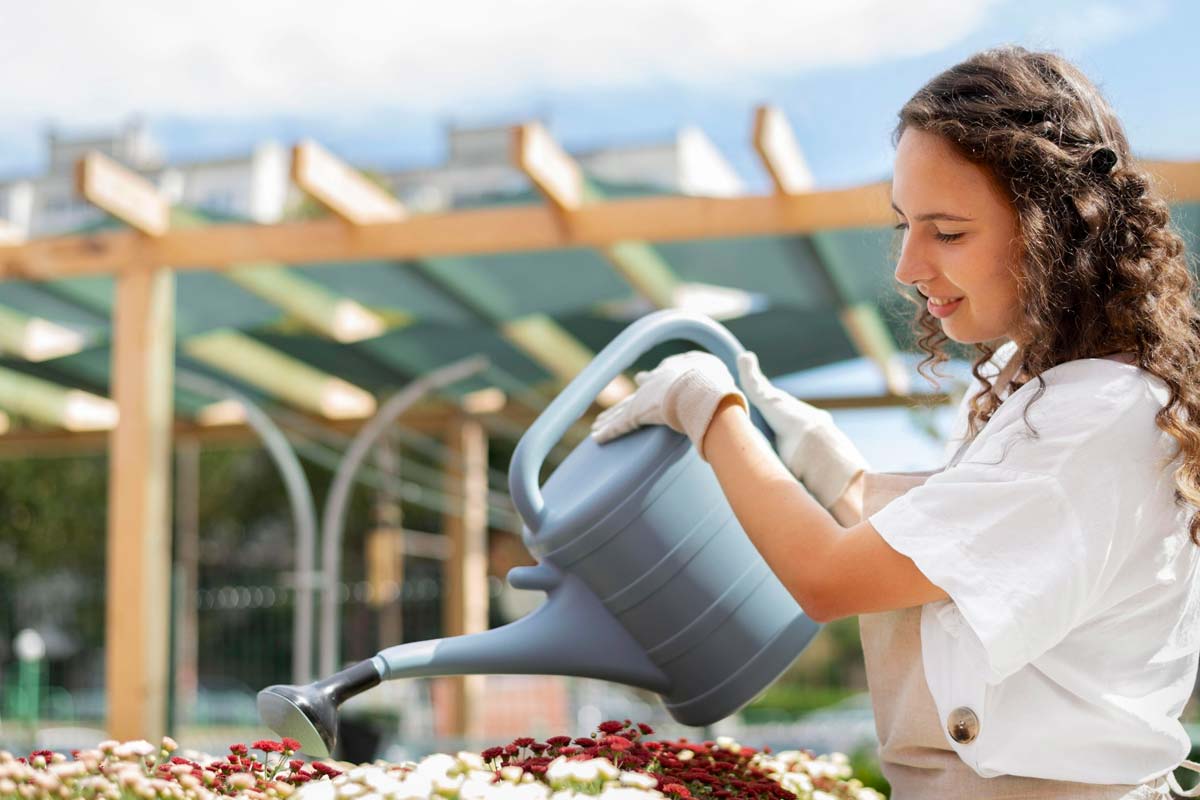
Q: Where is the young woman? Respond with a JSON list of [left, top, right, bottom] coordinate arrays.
[[592, 47, 1200, 799]]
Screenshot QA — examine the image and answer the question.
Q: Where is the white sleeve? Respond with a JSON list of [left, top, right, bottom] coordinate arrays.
[[868, 461, 1108, 683]]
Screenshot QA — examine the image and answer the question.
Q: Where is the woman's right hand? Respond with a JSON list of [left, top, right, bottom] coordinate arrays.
[[737, 351, 869, 509]]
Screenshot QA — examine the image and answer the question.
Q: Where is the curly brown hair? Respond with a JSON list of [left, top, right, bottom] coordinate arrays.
[[896, 45, 1200, 543]]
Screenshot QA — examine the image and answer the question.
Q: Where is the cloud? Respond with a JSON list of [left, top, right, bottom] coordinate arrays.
[[0, 0, 998, 126], [1025, 0, 1168, 54]]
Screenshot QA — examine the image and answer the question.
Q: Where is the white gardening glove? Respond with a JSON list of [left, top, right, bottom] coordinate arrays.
[[591, 351, 747, 459], [737, 351, 868, 508]]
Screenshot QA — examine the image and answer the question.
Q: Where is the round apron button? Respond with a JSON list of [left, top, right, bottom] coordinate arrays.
[[947, 706, 979, 744]]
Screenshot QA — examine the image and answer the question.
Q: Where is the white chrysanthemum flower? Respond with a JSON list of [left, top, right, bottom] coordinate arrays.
[[676, 749, 694, 762], [458, 776, 502, 800], [336, 779, 367, 797], [618, 771, 657, 790], [228, 773, 256, 790], [598, 788, 662, 800], [715, 736, 736, 750], [545, 756, 572, 787], [501, 765, 525, 783], [457, 751, 486, 771], [781, 771, 814, 794], [295, 780, 337, 800], [593, 759, 620, 781], [567, 761, 599, 783], [432, 772, 465, 796], [417, 753, 459, 782], [813, 790, 838, 800], [50, 761, 86, 779], [114, 739, 156, 759]]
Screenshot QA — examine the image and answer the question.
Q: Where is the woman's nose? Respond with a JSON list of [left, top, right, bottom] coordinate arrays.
[[894, 236, 935, 287]]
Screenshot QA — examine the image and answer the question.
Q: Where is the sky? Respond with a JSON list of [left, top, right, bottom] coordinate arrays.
[[2, 0, 1196, 189], [0, 0, 1191, 469]]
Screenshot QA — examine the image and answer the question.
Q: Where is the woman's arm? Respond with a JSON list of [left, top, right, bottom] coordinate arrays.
[[702, 396, 949, 622]]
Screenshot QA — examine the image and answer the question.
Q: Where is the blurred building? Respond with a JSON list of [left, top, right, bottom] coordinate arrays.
[[0, 120, 290, 235], [384, 123, 745, 211], [0, 118, 744, 237]]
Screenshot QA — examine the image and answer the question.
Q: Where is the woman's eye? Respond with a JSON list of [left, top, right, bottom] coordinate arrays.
[[934, 231, 965, 242], [893, 222, 909, 231]]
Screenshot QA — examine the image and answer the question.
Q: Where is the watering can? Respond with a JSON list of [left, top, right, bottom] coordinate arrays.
[[257, 310, 822, 755]]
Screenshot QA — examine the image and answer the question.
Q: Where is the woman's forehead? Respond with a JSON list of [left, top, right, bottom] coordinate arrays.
[[892, 128, 1009, 218]]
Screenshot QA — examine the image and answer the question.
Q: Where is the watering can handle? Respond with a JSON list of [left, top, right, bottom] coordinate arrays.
[[509, 309, 767, 533]]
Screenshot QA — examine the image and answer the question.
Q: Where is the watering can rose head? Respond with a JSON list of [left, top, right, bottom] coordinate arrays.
[[590, 351, 746, 459]]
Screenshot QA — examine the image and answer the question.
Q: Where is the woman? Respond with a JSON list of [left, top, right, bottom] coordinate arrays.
[[592, 47, 1200, 799]]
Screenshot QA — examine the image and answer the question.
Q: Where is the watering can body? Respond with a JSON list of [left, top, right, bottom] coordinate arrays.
[[258, 310, 823, 755], [513, 423, 821, 724], [499, 309, 822, 725]]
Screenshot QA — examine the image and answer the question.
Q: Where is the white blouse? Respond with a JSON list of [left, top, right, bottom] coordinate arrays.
[[869, 344, 1200, 785]]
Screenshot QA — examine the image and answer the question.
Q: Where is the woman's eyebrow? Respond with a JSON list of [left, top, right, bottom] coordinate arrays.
[[890, 202, 974, 222]]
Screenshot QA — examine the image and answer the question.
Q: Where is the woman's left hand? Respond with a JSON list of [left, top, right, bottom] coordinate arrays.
[[590, 351, 747, 458]]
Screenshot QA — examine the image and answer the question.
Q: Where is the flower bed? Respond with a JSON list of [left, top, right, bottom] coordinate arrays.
[[0, 721, 885, 799]]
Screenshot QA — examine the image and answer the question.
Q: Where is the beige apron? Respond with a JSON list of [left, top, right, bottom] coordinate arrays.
[[857, 470, 1193, 799]]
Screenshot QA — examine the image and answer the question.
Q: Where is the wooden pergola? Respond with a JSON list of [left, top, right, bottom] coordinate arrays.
[[3, 105, 1199, 741]]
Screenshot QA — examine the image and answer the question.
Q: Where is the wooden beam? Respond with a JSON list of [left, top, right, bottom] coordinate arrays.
[[0, 304, 88, 361], [0, 185, 893, 280], [106, 264, 175, 741], [441, 416, 489, 741], [5, 159, 1200, 280], [0, 389, 953, 457], [292, 140, 406, 226], [753, 106, 816, 195], [227, 262, 390, 342], [0, 364, 117, 430], [183, 329, 377, 419], [76, 152, 170, 237], [514, 123, 680, 308], [292, 140, 632, 406], [754, 105, 909, 395]]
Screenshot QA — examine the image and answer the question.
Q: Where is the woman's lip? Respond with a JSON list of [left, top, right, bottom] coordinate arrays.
[[927, 297, 964, 319]]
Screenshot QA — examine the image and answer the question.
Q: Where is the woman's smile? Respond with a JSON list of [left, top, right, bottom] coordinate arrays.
[[892, 128, 1022, 345], [926, 295, 964, 318]]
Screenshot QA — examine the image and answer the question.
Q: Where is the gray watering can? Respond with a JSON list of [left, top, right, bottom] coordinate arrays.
[[258, 310, 822, 755]]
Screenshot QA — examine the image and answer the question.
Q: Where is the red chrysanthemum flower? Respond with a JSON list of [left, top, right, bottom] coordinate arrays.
[[602, 735, 633, 752], [253, 740, 284, 753], [597, 721, 625, 734]]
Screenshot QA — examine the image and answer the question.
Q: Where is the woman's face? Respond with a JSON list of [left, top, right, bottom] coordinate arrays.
[[892, 128, 1022, 345]]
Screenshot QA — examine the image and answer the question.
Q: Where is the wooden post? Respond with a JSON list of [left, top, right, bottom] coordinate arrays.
[[441, 416, 489, 742], [77, 150, 179, 741], [105, 264, 175, 741]]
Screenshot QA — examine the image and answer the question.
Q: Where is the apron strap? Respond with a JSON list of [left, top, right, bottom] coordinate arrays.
[[1167, 758, 1200, 797]]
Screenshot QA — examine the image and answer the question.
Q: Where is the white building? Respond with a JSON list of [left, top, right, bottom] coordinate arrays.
[[0, 120, 291, 237], [0, 118, 744, 237], [384, 123, 745, 212]]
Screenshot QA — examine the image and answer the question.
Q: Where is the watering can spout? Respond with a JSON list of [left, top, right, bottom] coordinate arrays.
[[258, 562, 669, 756], [374, 563, 670, 691]]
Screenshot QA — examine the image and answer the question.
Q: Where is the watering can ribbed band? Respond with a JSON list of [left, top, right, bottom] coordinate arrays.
[[646, 560, 771, 665], [664, 613, 820, 725], [539, 437, 694, 565], [603, 502, 734, 614]]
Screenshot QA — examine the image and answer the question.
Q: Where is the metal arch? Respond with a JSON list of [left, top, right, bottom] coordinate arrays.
[[318, 355, 490, 677], [175, 368, 321, 685]]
